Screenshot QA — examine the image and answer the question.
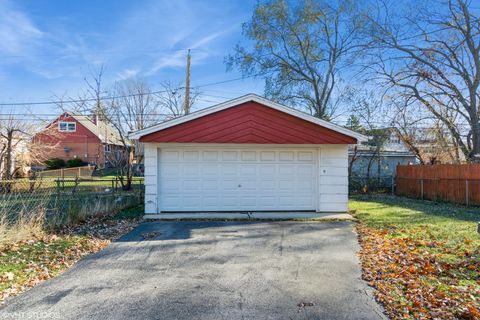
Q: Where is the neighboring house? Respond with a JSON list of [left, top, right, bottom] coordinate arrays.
[[32, 113, 124, 168], [349, 130, 417, 178], [412, 127, 464, 163], [129, 94, 365, 215]]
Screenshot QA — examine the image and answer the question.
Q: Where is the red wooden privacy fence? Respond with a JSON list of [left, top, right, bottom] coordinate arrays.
[[396, 164, 480, 206]]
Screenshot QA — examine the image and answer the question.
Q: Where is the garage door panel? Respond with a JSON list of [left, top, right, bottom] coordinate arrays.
[[161, 165, 179, 177], [159, 148, 317, 211], [161, 179, 180, 193], [298, 151, 314, 161], [220, 196, 238, 207], [162, 151, 179, 161], [297, 164, 315, 176], [182, 165, 200, 176], [202, 151, 218, 161], [241, 151, 256, 161], [183, 151, 199, 161], [278, 195, 294, 206], [222, 151, 238, 161], [258, 196, 276, 207], [278, 179, 294, 190], [297, 180, 314, 191], [182, 179, 201, 191], [258, 165, 275, 177], [221, 179, 237, 191], [239, 196, 257, 206], [240, 164, 256, 175], [260, 151, 275, 161], [203, 197, 218, 207], [279, 151, 295, 161], [162, 195, 181, 209], [221, 164, 238, 176], [183, 196, 202, 208], [278, 165, 295, 176], [202, 164, 219, 176], [202, 179, 218, 190], [259, 180, 276, 190]]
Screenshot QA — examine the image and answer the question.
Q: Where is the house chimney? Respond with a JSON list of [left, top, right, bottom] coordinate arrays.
[[92, 114, 98, 125]]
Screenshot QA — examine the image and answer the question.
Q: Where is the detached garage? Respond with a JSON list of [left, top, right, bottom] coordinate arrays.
[[129, 94, 364, 215]]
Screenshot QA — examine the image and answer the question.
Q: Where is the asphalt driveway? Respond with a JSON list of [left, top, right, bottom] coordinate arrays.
[[0, 221, 386, 320]]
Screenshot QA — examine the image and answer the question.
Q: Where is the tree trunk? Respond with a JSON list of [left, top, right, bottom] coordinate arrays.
[[5, 130, 13, 180], [348, 146, 358, 178], [471, 120, 480, 162]]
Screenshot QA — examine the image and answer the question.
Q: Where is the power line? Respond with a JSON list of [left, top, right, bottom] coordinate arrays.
[[0, 75, 260, 107]]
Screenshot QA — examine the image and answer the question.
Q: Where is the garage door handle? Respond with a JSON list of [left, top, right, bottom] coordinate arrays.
[[238, 184, 242, 187]]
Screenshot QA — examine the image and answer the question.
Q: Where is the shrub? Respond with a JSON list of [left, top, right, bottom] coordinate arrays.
[[66, 158, 84, 168], [44, 158, 65, 170]]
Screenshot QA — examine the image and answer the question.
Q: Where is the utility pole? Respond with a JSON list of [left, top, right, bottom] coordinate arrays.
[[183, 49, 191, 115]]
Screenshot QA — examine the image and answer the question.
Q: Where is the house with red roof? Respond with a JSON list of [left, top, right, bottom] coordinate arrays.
[[32, 112, 124, 168]]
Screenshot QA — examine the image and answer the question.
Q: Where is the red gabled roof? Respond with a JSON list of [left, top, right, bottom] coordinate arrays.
[[140, 100, 357, 144], [42, 112, 123, 145]]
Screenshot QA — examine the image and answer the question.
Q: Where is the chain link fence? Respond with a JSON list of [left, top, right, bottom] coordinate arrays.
[[0, 178, 144, 229], [349, 174, 395, 194]]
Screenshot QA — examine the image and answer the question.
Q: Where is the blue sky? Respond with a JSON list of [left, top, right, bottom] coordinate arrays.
[[0, 0, 264, 114]]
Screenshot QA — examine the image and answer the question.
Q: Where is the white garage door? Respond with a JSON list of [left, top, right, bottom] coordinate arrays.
[[159, 148, 317, 211]]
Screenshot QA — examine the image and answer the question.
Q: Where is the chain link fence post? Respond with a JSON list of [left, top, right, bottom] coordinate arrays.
[[391, 175, 395, 195]]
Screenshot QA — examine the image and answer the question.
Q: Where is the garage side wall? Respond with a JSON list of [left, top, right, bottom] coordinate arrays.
[[318, 145, 348, 212], [144, 143, 158, 214]]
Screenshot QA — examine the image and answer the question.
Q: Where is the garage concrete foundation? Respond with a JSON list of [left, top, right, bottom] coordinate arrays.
[[144, 212, 355, 220]]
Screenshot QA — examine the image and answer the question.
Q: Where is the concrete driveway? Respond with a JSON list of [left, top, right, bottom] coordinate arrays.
[[0, 221, 386, 320]]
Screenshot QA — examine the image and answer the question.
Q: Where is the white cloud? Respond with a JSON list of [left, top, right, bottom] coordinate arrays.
[[145, 32, 224, 76], [0, 0, 44, 55], [0, 0, 87, 80], [116, 68, 140, 80], [111, 0, 240, 76]]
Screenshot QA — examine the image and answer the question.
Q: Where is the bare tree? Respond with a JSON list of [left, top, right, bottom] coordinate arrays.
[[227, 0, 365, 119], [0, 109, 59, 181], [390, 99, 463, 164], [366, 0, 480, 161], [156, 82, 200, 119], [100, 79, 163, 190], [0, 116, 25, 180], [112, 79, 161, 131], [85, 65, 107, 116], [345, 114, 363, 177], [347, 91, 390, 192]]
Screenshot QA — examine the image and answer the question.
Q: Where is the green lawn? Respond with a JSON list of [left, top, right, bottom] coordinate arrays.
[[350, 195, 480, 319]]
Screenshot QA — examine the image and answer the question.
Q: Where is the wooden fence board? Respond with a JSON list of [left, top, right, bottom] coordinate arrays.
[[396, 164, 480, 206]]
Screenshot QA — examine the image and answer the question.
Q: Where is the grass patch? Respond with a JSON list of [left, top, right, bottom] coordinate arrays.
[[350, 195, 480, 319], [0, 203, 142, 303], [112, 204, 144, 220], [0, 235, 109, 301]]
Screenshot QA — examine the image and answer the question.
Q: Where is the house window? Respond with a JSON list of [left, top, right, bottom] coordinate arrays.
[[58, 122, 76, 132], [104, 145, 112, 153], [389, 134, 400, 144]]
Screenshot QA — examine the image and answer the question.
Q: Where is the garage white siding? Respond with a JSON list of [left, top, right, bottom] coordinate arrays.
[[143, 143, 159, 214], [142, 144, 349, 214], [318, 145, 349, 212]]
